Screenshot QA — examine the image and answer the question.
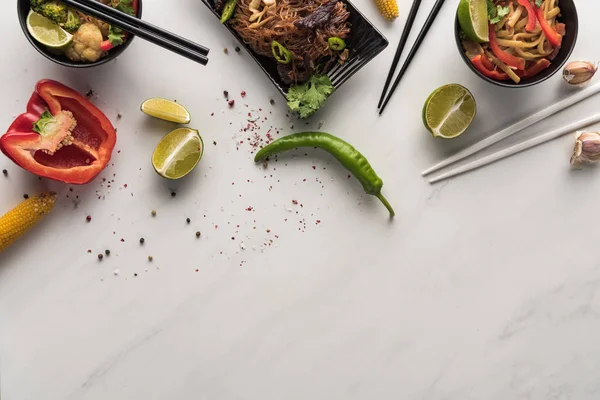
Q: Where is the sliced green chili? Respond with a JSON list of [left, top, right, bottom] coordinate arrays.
[[254, 132, 395, 217], [327, 37, 346, 51], [220, 0, 237, 23], [271, 41, 293, 64]]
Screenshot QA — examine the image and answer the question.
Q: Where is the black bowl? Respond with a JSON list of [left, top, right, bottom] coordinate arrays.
[[454, 0, 578, 88], [201, 0, 388, 96], [17, 0, 143, 68]]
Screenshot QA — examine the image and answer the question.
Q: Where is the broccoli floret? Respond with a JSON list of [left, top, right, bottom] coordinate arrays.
[[31, 1, 68, 25], [62, 8, 81, 32]]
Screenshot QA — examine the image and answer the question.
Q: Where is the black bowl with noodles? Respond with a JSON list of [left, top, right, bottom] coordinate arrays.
[[18, 0, 143, 68], [201, 0, 388, 96], [455, 0, 578, 88]]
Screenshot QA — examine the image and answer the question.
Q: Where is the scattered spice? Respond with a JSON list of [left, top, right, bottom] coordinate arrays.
[[139, 238, 145, 244], [213, 141, 217, 146], [270, 99, 275, 105], [171, 191, 177, 197], [235, 46, 241, 53], [228, 100, 235, 107], [223, 47, 229, 54], [224, 90, 229, 98], [196, 231, 201, 238], [86, 215, 92, 222], [241, 91, 246, 98], [23, 194, 29, 199], [186, 218, 191, 224], [151, 210, 157, 217], [134, 273, 138, 277], [2, 169, 7, 176], [117, 112, 123, 119], [148, 255, 153, 261], [105, 249, 110, 256], [86, 89, 95, 98], [98, 254, 103, 261]]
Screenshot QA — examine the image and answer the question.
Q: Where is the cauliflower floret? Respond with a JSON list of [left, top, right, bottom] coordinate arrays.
[[65, 23, 104, 63]]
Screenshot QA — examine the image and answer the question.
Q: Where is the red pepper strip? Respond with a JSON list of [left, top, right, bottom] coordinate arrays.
[[516, 58, 551, 78], [100, 40, 116, 51], [0, 80, 116, 185], [517, 0, 536, 31], [471, 55, 510, 80], [535, 5, 562, 48], [489, 26, 526, 70], [481, 55, 495, 70]]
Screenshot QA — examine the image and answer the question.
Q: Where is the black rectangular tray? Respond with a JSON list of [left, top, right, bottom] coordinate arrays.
[[201, 0, 388, 96]]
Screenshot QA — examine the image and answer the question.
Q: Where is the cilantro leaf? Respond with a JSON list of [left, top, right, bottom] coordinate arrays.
[[115, 0, 136, 15], [487, 1, 510, 25], [108, 25, 124, 46], [286, 75, 334, 119], [535, 0, 543, 6]]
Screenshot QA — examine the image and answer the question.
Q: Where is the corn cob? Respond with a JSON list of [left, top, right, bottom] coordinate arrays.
[[374, 0, 399, 21], [0, 192, 57, 253]]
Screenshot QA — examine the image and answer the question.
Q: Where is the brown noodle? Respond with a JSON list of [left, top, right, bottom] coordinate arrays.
[[229, 0, 351, 82]]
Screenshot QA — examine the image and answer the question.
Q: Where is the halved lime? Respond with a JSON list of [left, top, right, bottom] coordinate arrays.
[[152, 128, 203, 179], [26, 10, 73, 49], [423, 84, 476, 139], [141, 98, 192, 124], [457, 0, 489, 43]]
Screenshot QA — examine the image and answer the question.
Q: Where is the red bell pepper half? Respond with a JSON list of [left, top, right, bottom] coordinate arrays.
[[535, 5, 562, 48], [0, 80, 117, 185], [517, 0, 536, 31], [489, 26, 526, 70]]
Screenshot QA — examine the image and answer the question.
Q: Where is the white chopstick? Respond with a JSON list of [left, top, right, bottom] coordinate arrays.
[[428, 113, 600, 184], [422, 82, 600, 177]]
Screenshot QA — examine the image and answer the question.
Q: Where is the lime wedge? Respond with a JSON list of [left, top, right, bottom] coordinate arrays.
[[423, 84, 476, 139], [152, 128, 203, 179], [457, 0, 489, 43], [26, 10, 73, 49], [141, 98, 192, 124]]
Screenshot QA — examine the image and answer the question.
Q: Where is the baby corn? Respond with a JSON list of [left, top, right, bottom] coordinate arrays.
[[374, 0, 399, 21], [0, 192, 57, 253]]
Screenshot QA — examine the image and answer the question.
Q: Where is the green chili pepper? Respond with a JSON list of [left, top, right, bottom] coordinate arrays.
[[271, 41, 293, 64], [220, 0, 237, 23], [254, 132, 395, 217], [327, 37, 346, 51]]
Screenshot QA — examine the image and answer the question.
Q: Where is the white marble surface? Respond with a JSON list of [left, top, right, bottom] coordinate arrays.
[[2, 0, 600, 399]]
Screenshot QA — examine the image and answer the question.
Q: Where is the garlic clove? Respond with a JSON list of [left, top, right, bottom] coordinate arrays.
[[563, 61, 598, 86], [570, 131, 600, 166]]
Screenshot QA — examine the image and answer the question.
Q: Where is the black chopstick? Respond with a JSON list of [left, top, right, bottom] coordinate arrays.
[[379, 0, 447, 115], [60, 0, 209, 65], [377, 0, 422, 109], [70, 0, 209, 56]]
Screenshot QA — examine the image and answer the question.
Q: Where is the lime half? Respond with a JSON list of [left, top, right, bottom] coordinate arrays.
[[152, 128, 203, 179], [26, 10, 72, 49], [457, 0, 489, 43], [423, 84, 476, 139], [141, 98, 192, 124]]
